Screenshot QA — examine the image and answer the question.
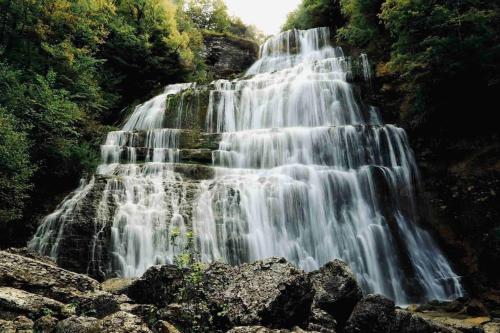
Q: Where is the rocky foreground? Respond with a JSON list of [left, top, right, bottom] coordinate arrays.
[[1, 249, 498, 333]]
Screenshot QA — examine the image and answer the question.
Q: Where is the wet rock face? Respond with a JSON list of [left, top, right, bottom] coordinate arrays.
[[202, 33, 259, 79], [411, 136, 500, 303], [309, 259, 362, 327]]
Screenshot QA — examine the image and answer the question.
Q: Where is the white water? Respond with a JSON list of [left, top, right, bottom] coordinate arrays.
[[29, 27, 463, 304], [195, 28, 463, 304], [30, 83, 193, 277]]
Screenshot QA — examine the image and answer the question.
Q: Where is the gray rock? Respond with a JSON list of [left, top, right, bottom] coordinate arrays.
[[55, 315, 98, 333], [128, 258, 314, 330], [306, 308, 337, 333], [0, 287, 66, 319], [344, 294, 396, 333], [96, 311, 153, 333], [345, 294, 459, 333], [204, 258, 314, 328], [127, 264, 186, 306], [34, 315, 59, 333], [228, 326, 318, 333], [391, 310, 457, 333], [0, 316, 34, 333], [309, 259, 362, 326], [202, 33, 258, 79], [0, 251, 100, 303], [75, 290, 122, 318]]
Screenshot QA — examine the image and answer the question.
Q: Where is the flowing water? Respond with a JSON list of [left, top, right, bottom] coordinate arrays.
[[29, 27, 463, 304], [195, 27, 463, 304]]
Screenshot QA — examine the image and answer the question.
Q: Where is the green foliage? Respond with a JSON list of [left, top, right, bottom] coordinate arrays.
[[283, 0, 345, 32], [0, 107, 34, 222], [286, 0, 500, 133], [337, 0, 386, 50], [182, 0, 265, 43], [0, 0, 256, 235], [379, 0, 500, 131]]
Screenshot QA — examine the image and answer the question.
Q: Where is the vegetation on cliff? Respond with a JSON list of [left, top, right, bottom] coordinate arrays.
[[0, 0, 260, 242], [284, 0, 500, 134]]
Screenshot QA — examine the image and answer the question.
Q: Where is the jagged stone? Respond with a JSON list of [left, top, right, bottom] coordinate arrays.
[[202, 33, 258, 79], [5, 247, 56, 266], [344, 294, 396, 333], [345, 294, 460, 333], [96, 311, 153, 333], [306, 308, 337, 333], [127, 265, 186, 306], [75, 290, 122, 319], [0, 287, 67, 319], [127, 258, 314, 330], [0, 251, 100, 303], [391, 310, 458, 333], [34, 315, 58, 333], [55, 315, 98, 333], [203, 258, 314, 328], [227, 326, 318, 333], [309, 259, 362, 326], [0, 316, 34, 333]]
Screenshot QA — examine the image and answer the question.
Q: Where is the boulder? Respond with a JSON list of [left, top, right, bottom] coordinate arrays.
[[309, 260, 362, 326], [391, 310, 457, 333], [0, 287, 67, 319], [127, 264, 186, 306], [0, 251, 100, 303], [96, 311, 153, 333], [55, 315, 98, 333], [306, 308, 337, 333], [127, 258, 314, 330], [34, 315, 58, 333], [75, 290, 123, 318], [344, 294, 396, 333], [228, 326, 318, 333], [204, 258, 314, 328], [345, 294, 460, 333], [0, 316, 34, 333]]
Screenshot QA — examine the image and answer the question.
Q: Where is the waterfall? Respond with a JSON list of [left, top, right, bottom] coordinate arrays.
[[194, 27, 463, 304], [29, 83, 194, 277], [29, 27, 463, 304]]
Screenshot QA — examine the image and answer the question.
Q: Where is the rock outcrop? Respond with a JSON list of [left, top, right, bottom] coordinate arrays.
[[308, 260, 362, 327], [1, 249, 495, 333], [0, 250, 99, 302], [128, 258, 314, 330], [202, 32, 259, 79], [344, 294, 457, 333]]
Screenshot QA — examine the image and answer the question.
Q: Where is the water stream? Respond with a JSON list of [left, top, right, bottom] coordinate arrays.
[[29, 27, 463, 304]]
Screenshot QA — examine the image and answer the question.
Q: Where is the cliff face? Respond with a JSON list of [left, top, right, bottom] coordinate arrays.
[[202, 32, 259, 80], [365, 63, 500, 310]]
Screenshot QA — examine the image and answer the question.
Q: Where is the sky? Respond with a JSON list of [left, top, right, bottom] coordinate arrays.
[[224, 0, 302, 36]]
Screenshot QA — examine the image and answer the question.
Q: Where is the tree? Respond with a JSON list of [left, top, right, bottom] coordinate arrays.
[[282, 0, 345, 33]]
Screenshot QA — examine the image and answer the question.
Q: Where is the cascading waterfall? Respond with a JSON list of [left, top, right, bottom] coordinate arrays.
[[29, 26, 463, 304], [194, 27, 463, 304], [29, 83, 194, 277]]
